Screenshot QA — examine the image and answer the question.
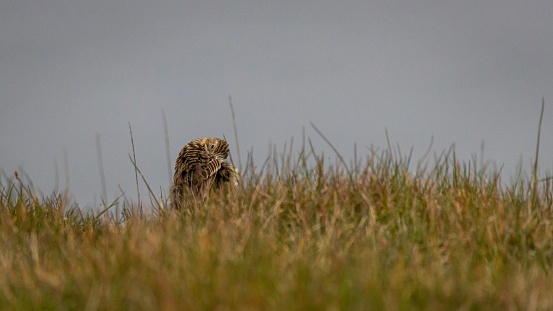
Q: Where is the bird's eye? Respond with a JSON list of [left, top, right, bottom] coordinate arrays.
[[210, 144, 215, 149]]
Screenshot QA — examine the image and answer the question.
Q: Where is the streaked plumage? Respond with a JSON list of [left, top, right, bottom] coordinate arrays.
[[213, 161, 239, 189], [169, 137, 237, 210]]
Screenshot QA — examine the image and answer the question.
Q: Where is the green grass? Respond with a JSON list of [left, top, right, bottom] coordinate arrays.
[[1, 145, 553, 310]]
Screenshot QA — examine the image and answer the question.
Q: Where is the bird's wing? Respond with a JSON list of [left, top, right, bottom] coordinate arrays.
[[188, 154, 222, 181], [184, 151, 223, 198]]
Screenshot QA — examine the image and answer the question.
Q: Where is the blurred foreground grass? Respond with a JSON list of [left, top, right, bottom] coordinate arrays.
[[1, 146, 553, 310]]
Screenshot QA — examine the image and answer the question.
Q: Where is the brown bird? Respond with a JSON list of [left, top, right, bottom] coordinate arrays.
[[169, 137, 237, 210]]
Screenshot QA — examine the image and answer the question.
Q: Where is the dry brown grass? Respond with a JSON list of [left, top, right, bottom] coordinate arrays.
[[1, 145, 553, 310]]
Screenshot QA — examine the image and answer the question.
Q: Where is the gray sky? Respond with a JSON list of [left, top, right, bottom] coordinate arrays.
[[1, 1, 552, 206]]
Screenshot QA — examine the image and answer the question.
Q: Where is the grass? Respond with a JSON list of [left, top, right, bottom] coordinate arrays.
[[2, 119, 553, 310]]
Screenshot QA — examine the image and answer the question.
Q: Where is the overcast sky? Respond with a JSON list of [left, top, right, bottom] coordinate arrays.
[[1, 1, 552, 206]]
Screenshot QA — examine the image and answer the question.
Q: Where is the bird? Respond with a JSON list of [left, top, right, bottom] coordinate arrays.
[[169, 137, 238, 210]]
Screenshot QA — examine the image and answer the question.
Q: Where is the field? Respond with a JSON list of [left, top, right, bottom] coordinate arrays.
[[1, 141, 553, 310]]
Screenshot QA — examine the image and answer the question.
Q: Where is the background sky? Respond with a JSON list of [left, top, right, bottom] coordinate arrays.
[[1, 1, 552, 207]]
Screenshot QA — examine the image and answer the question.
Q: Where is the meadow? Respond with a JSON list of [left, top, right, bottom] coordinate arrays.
[[1, 100, 552, 310], [1, 134, 553, 311]]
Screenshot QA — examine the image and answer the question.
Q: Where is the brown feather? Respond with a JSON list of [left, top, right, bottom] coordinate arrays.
[[169, 137, 235, 210]]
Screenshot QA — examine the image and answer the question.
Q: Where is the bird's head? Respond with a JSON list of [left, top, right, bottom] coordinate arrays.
[[201, 138, 229, 159]]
